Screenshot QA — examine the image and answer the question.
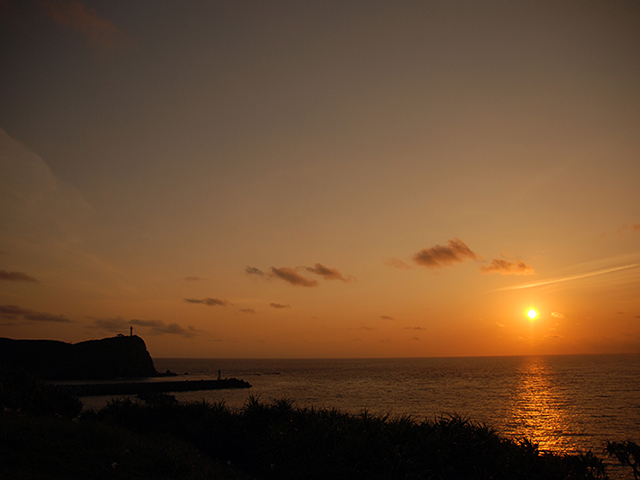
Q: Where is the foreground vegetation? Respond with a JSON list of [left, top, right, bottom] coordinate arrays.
[[1, 368, 638, 479]]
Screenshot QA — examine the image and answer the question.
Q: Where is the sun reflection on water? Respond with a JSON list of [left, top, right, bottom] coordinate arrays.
[[505, 356, 584, 453]]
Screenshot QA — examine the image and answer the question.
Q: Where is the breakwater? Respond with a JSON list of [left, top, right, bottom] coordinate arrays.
[[62, 378, 251, 396]]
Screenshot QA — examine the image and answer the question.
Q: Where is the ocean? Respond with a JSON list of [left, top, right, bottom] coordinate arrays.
[[145, 354, 640, 457], [83, 354, 639, 459]]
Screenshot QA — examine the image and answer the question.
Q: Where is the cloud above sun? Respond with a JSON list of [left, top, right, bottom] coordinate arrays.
[[399, 239, 536, 278], [480, 259, 535, 275], [413, 238, 480, 268]]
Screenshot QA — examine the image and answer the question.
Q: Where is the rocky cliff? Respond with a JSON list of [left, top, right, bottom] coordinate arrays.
[[0, 335, 157, 380]]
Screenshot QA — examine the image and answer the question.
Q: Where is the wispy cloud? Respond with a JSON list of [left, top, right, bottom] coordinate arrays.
[[88, 316, 205, 338], [480, 258, 535, 276], [247, 264, 354, 286], [404, 326, 426, 330], [88, 316, 128, 332], [150, 323, 205, 338], [184, 276, 205, 281], [413, 238, 480, 268], [240, 308, 256, 314], [269, 302, 290, 309], [245, 266, 265, 276], [184, 298, 232, 306], [551, 312, 565, 318], [130, 318, 165, 327], [497, 264, 639, 291], [40, 0, 129, 52], [305, 263, 355, 282], [617, 223, 640, 236], [384, 258, 411, 270], [0, 304, 72, 322], [0, 270, 38, 282], [380, 315, 394, 320], [270, 267, 318, 287]]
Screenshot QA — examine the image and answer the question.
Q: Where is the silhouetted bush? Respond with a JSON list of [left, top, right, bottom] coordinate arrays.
[[0, 367, 82, 418], [0, 412, 218, 480], [606, 440, 640, 479], [87, 395, 609, 480]]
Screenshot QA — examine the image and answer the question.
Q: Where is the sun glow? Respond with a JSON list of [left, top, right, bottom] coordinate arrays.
[[527, 309, 538, 320]]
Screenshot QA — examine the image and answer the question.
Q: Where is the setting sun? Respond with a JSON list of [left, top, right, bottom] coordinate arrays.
[[527, 309, 538, 320]]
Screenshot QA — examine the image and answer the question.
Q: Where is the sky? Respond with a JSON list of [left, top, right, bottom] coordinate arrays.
[[1, 0, 639, 358]]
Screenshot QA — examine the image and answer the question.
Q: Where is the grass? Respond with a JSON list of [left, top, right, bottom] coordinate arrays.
[[0, 412, 220, 480], [83, 394, 609, 480], [1, 369, 636, 479]]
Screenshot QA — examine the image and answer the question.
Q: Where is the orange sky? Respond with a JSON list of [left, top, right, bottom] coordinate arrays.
[[1, 0, 639, 358]]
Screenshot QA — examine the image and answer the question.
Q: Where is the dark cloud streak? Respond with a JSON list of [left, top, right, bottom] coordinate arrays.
[[270, 267, 318, 287], [305, 263, 354, 282], [0, 304, 72, 323], [0, 270, 38, 282], [247, 264, 354, 286], [269, 303, 290, 309], [184, 298, 231, 306], [245, 266, 265, 276]]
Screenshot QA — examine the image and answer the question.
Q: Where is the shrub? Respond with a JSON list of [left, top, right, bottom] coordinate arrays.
[[88, 396, 611, 480], [0, 367, 82, 418], [606, 440, 640, 479]]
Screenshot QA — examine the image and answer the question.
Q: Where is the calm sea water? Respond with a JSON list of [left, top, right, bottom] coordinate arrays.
[[146, 354, 640, 457], [84, 354, 639, 460]]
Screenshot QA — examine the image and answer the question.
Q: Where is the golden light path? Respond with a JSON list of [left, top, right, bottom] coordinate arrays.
[[507, 357, 576, 453]]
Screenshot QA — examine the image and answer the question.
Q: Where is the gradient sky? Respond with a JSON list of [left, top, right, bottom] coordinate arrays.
[[1, 0, 639, 358]]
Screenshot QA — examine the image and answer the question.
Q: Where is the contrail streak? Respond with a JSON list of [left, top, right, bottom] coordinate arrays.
[[497, 264, 638, 291]]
